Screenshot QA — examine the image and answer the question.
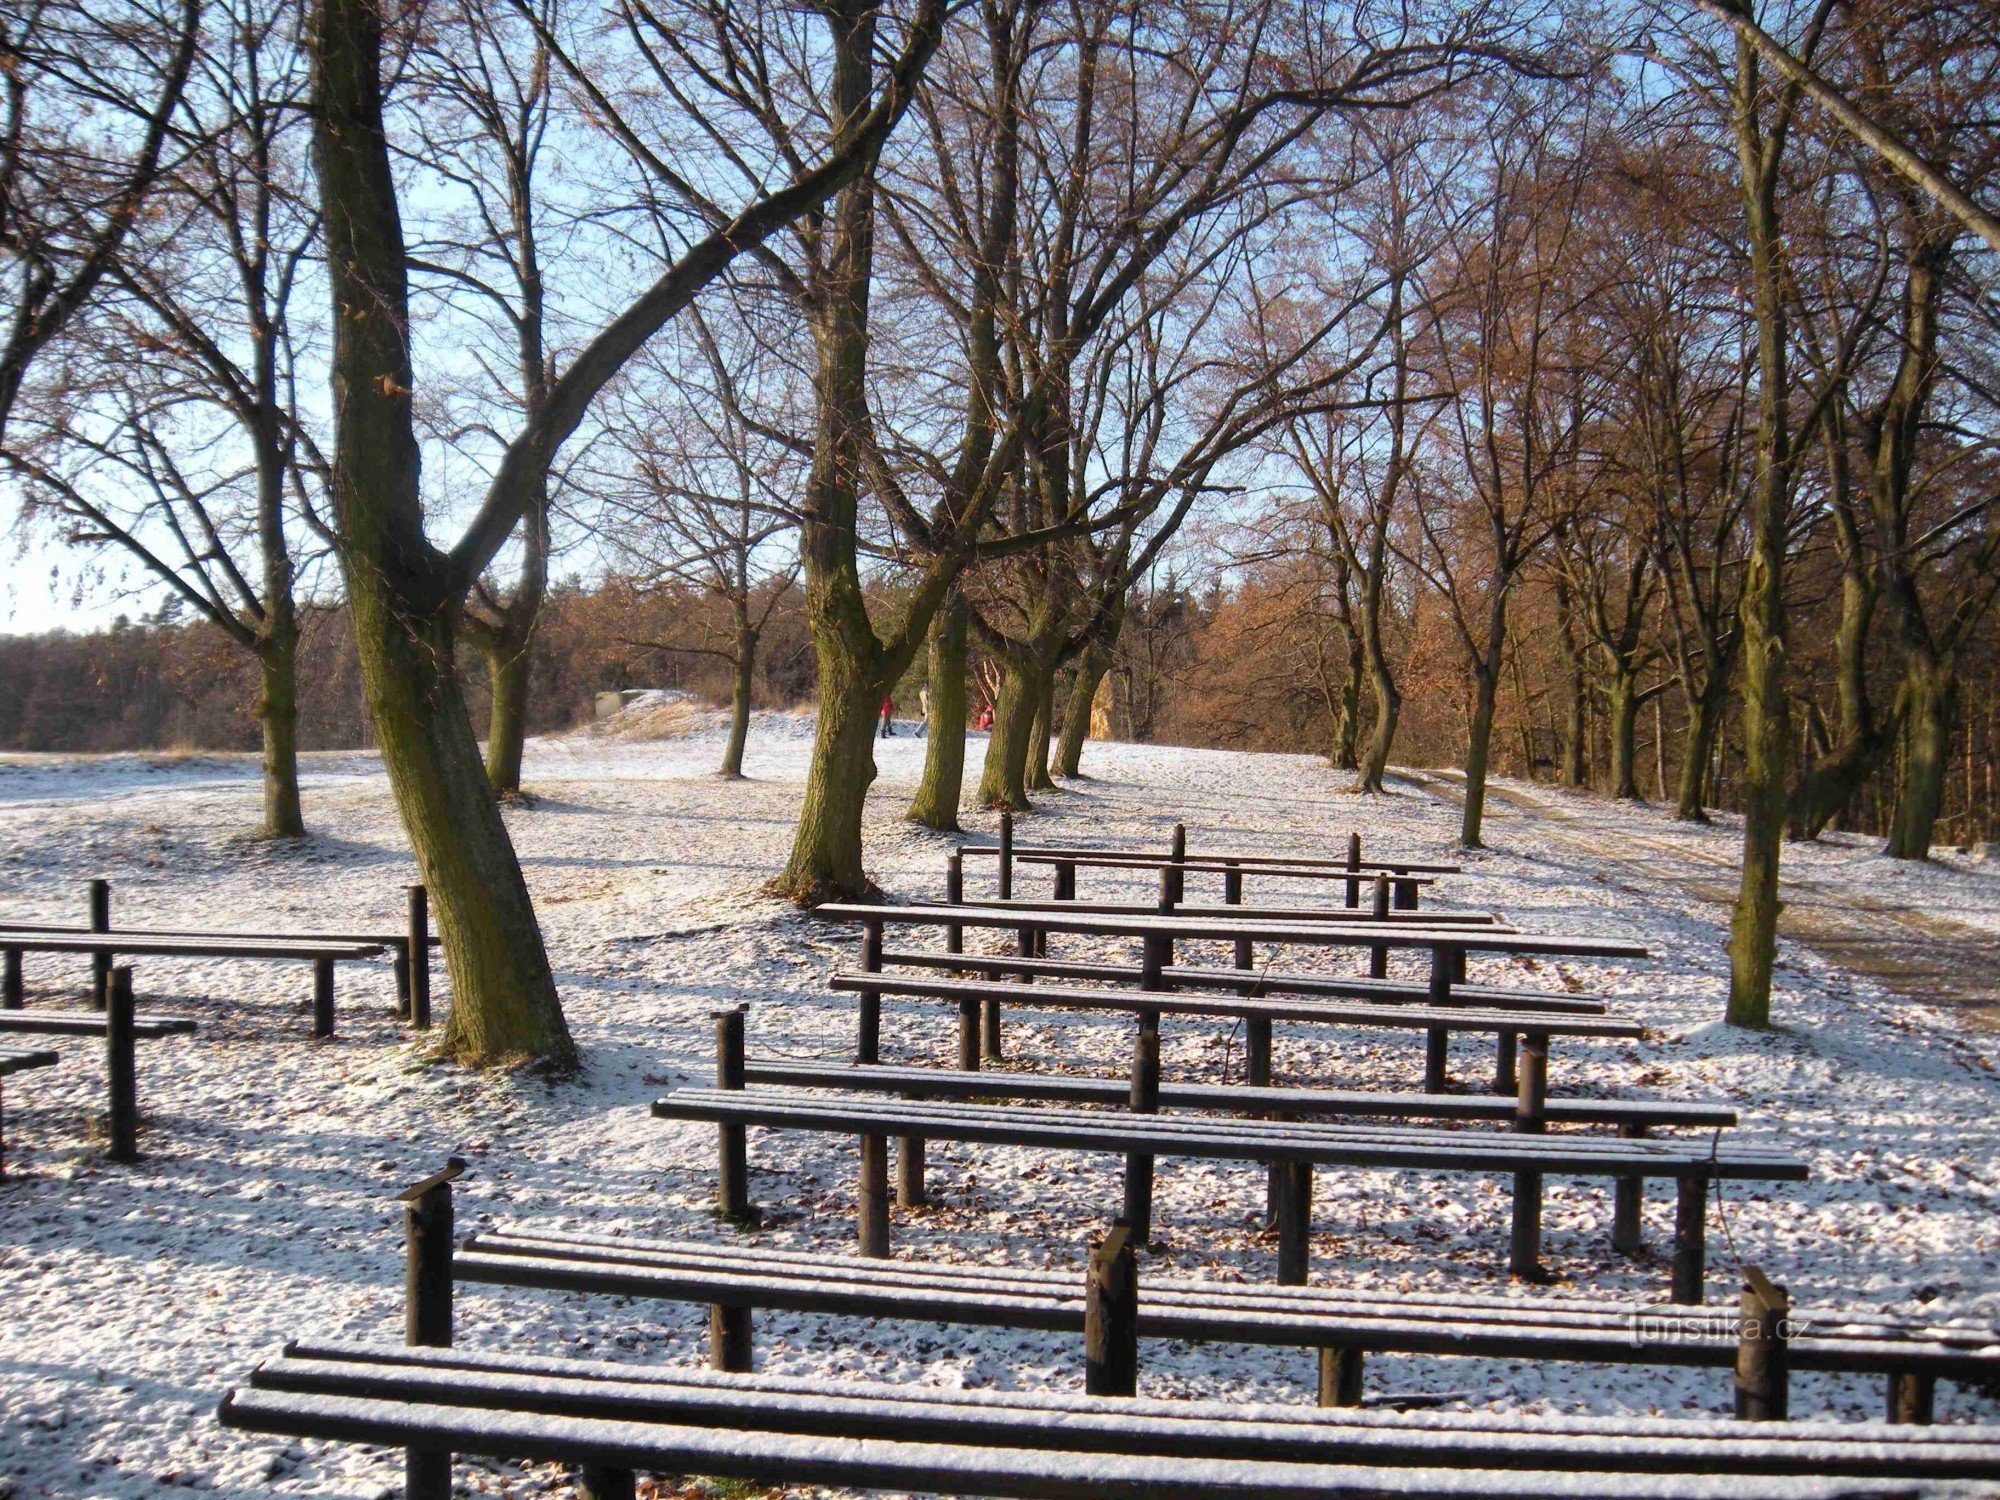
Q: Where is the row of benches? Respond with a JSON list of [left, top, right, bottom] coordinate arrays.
[[213, 1166, 2000, 1499], [1, 878, 441, 1035]]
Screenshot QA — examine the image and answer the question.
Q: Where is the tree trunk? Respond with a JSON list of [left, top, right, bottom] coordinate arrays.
[[1786, 555, 1884, 840], [1887, 656, 1955, 860], [909, 589, 967, 829], [1056, 644, 1109, 778], [1459, 665, 1499, 848], [483, 619, 533, 797], [255, 624, 305, 839], [783, 650, 884, 900], [1329, 643, 1361, 771], [1356, 590, 1399, 794], [1675, 673, 1726, 823], [1607, 674, 1642, 801], [311, 0, 575, 1068], [977, 661, 1039, 812], [1027, 670, 1057, 792], [721, 608, 758, 779], [1725, 32, 1794, 1031]]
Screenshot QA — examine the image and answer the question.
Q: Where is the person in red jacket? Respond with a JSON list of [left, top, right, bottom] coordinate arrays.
[[879, 694, 895, 738]]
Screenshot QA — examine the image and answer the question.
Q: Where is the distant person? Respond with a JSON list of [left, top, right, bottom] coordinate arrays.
[[917, 684, 930, 738], [880, 694, 895, 738], [976, 702, 994, 731]]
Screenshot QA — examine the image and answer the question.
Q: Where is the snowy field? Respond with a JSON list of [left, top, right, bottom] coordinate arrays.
[[2, 704, 1999, 1498]]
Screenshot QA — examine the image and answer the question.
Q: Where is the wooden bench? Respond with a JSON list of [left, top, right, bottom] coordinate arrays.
[[2, 877, 439, 1029], [824, 902, 1648, 1092], [831, 969, 1642, 1096], [0, 930, 387, 1038], [964, 817, 1458, 911], [454, 1226, 1991, 1422], [879, 948, 1612, 1015], [653, 1081, 1806, 1300], [0, 967, 197, 1161], [0, 1042, 58, 1177], [217, 1338, 2000, 1500]]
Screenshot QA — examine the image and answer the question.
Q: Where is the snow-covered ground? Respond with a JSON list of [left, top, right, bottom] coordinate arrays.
[[1, 709, 1998, 1498]]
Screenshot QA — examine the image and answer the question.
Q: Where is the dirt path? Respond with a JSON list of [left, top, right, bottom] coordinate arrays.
[[1404, 767, 2000, 1035]]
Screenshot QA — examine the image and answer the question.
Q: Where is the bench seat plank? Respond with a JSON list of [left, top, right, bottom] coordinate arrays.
[[881, 949, 1611, 1014], [0, 1044, 59, 1075], [950, 897, 1508, 926], [227, 1340, 2000, 1481], [654, 1087, 1803, 1179], [831, 972, 1645, 1039], [0, 1011, 198, 1038], [456, 1231, 2000, 1380], [824, 903, 1647, 959], [740, 1060, 1737, 1128], [0, 931, 383, 959], [966, 844, 1464, 875], [0, 921, 435, 947]]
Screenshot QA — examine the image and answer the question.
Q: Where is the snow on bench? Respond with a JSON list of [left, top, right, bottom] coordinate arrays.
[[215, 1337, 2000, 1500], [454, 1226, 1994, 1421], [651, 1084, 1806, 1301]]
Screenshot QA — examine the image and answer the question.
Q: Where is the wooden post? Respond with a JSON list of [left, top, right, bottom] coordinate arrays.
[[897, 1106, 927, 1212], [392, 946, 410, 1018], [981, 995, 1003, 1062], [312, 957, 335, 1039], [1318, 1348, 1364, 1408], [1368, 875, 1389, 978], [957, 998, 980, 1071], [105, 966, 137, 1163], [1493, 1031, 1517, 1094], [1888, 1371, 1937, 1425], [576, 1468, 635, 1500], [1344, 833, 1361, 910], [1423, 945, 1451, 1092], [1393, 868, 1418, 911], [858, 1131, 890, 1258], [1508, 1030, 1548, 1282], [1734, 1266, 1790, 1421], [1055, 859, 1076, 903], [709, 1302, 753, 1373], [400, 1156, 464, 1500], [857, 918, 883, 1063], [3, 946, 22, 1009], [1612, 1123, 1647, 1254], [1167, 824, 1187, 907], [406, 885, 431, 1031], [1672, 1173, 1709, 1304], [997, 811, 1014, 899], [945, 853, 965, 960], [715, 1007, 753, 1225], [88, 878, 110, 1011], [1123, 1007, 1160, 1244], [1275, 1160, 1312, 1284], [1084, 1220, 1140, 1397]]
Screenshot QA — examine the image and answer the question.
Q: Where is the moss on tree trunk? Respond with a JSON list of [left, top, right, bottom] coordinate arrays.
[[255, 625, 305, 839], [483, 622, 533, 797], [978, 662, 1039, 811], [908, 591, 967, 829], [1888, 658, 1955, 860], [1055, 647, 1108, 778]]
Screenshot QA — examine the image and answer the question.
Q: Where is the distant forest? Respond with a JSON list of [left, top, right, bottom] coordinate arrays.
[[7, 563, 1996, 851]]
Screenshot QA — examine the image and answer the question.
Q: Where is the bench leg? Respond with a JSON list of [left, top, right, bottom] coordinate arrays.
[[1245, 1015, 1278, 1224], [392, 946, 411, 1019], [405, 1451, 450, 1500], [1423, 1028, 1449, 1093], [897, 1132, 926, 1208], [106, 967, 137, 1163], [1275, 1161, 1312, 1285], [709, 1303, 753, 1372], [1509, 1170, 1544, 1281], [981, 998, 1004, 1062], [312, 957, 335, 1039], [957, 999, 981, 1070], [1612, 1124, 1647, 1254], [1122, 1152, 1155, 1245], [576, 1466, 635, 1500], [3, 947, 21, 1009], [1493, 1030, 1517, 1094], [1672, 1174, 1708, 1305], [1888, 1371, 1936, 1424], [858, 1132, 890, 1258], [1318, 1346, 1364, 1407]]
